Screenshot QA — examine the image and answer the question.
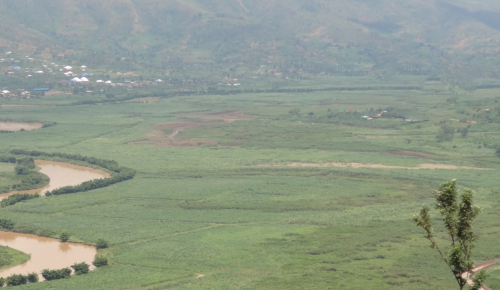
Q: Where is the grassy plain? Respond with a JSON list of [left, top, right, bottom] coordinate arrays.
[[0, 163, 22, 193], [0, 246, 30, 270], [1, 76, 500, 289]]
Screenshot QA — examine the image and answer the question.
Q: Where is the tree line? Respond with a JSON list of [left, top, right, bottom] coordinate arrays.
[[0, 258, 108, 286], [67, 85, 423, 106]]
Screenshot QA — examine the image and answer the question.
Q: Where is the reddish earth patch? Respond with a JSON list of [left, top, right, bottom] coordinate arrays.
[[388, 150, 437, 159], [130, 110, 255, 147], [130, 120, 219, 147]]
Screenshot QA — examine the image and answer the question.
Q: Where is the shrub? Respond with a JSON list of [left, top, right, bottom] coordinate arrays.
[[93, 255, 108, 267], [71, 262, 90, 275], [27, 272, 39, 283], [95, 239, 109, 249], [59, 231, 70, 242], [0, 277, 5, 287], [41, 268, 71, 280], [6, 274, 28, 286], [1, 193, 40, 208], [0, 219, 14, 230]]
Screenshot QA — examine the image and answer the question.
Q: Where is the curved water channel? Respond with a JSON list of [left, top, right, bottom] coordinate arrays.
[[0, 160, 110, 279], [0, 160, 111, 199]]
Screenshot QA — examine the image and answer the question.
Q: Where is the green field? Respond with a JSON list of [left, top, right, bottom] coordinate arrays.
[[0, 246, 30, 270], [1, 78, 500, 289]]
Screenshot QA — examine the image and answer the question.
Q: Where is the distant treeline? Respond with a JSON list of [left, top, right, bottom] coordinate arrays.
[[10, 150, 135, 196], [476, 84, 500, 89], [0, 156, 49, 193], [69, 85, 422, 106]]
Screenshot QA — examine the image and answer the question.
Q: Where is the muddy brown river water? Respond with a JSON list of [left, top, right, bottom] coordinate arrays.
[[0, 160, 111, 199], [0, 121, 43, 132], [0, 160, 110, 279], [0, 232, 96, 279]]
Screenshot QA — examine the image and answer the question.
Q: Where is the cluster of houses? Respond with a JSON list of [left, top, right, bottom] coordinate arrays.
[[1, 89, 32, 98]]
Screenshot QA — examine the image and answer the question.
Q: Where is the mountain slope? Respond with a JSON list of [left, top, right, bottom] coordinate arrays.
[[1, 0, 500, 78]]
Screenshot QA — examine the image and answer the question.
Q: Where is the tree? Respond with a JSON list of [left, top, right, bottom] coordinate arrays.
[[59, 231, 70, 242], [71, 262, 90, 275], [414, 180, 486, 290], [93, 255, 108, 267], [95, 239, 109, 249], [42, 268, 71, 280], [6, 274, 28, 286], [288, 108, 301, 118], [27, 272, 39, 283], [437, 124, 455, 142], [460, 128, 469, 138]]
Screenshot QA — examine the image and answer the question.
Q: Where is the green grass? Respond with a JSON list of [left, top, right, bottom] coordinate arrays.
[[0, 246, 30, 270], [0, 80, 500, 289], [0, 163, 22, 193]]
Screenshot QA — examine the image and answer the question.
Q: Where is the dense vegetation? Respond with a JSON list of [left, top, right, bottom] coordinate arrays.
[[1, 79, 500, 289], [0, 157, 49, 194], [0, 193, 40, 208]]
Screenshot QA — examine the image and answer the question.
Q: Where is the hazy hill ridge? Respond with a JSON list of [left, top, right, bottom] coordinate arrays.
[[1, 0, 500, 77]]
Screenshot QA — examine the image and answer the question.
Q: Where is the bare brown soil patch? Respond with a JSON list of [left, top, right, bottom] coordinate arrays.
[[0, 121, 42, 132], [388, 150, 436, 159], [130, 120, 219, 147], [131, 110, 255, 147], [260, 162, 490, 170], [45, 90, 72, 96]]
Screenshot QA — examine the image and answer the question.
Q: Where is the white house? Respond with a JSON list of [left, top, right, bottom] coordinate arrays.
[[105, 80, 112, 84], [80, 77, 89, 82], [64, 65, 73, 71]]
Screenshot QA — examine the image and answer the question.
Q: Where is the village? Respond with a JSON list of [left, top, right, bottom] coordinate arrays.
[[0, 52, 167, 98]]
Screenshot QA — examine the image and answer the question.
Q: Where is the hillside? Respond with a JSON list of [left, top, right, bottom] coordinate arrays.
[[1, 0, 500, 79]]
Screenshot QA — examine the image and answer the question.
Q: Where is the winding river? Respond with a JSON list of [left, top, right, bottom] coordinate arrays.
[[0, 160, 111, 199], [0, 160, 110, 279]]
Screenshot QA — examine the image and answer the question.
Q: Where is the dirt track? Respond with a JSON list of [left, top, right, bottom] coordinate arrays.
[[464, 259, 500, 290], [130, 110, 254, 147]]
